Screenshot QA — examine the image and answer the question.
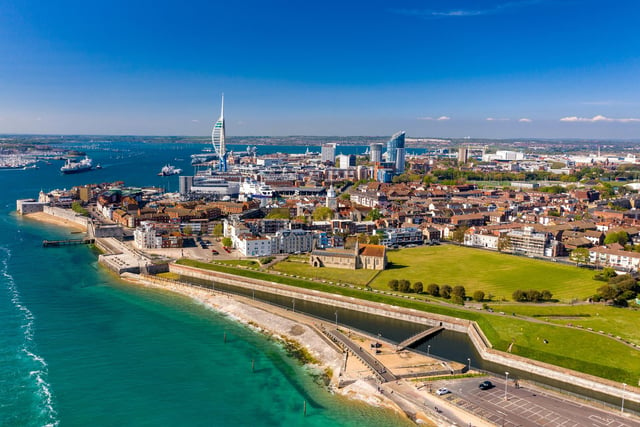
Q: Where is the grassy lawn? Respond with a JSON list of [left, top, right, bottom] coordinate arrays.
[[271, 260, 379, 286], [174, 259, 640, 384], [371, 245, 598, 302], [491, 303, 640, 345], [214, 259, 260, 268]]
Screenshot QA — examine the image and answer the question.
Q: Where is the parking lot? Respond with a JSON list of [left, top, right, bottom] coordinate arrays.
[[431, 377, 638, 427]]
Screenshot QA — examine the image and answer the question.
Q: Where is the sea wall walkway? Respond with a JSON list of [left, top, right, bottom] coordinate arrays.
[[168, 262, 640, 406]]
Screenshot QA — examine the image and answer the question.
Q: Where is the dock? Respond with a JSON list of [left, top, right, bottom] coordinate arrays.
[[396, 326, 444, 351], [42, 238, 95, 247]]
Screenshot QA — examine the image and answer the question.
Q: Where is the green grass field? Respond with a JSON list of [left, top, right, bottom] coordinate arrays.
[[370, 245, 599, 302], [174, 258, 640, 384], [271, 260, 379, 286]]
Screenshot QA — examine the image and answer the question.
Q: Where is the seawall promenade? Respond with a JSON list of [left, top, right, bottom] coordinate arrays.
[[168, 262, 640, 407]]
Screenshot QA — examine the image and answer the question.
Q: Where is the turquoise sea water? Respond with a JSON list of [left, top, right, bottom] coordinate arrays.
[[0, 142, 412, 426]]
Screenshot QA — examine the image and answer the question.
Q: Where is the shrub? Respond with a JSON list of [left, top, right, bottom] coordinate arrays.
[[388, 279, 399, 291], [451, 295, 465, 305], [541, 290, 553, 301], [512, 289, 526, 301]]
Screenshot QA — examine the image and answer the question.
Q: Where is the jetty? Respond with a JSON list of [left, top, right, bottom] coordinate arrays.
[[396, 326, 444, 351], [42, 238, 95, 247]]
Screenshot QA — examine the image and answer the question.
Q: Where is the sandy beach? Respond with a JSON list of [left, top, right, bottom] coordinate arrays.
[[24, 211, 88, 232], [120, 273, 494, 426]]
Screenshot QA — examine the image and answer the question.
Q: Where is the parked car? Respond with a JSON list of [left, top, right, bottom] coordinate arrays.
[[436, 387, 449, 396], [211, 249, 219, 255], [478, 380, 493, 390]]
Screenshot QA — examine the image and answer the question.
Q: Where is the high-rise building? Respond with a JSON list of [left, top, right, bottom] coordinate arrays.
[[458, 147, 469, 164], [370, 143, 383, 163], [321, 143, 337, 163], [336, 153, 356, 169], [211, 95, 227, 172], [385, 131, 406, 173]]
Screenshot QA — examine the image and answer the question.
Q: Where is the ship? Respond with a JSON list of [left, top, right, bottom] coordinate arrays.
[[240, 178, 274, 199], [158, 164, 182, 176], [60, 156, 93, 174]]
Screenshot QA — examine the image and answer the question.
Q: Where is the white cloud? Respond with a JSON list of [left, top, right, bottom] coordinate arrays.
[[191, 119, 200, 123], [417, 116, 451, 121], [560, 115, 640, 123], [393, 0, 542, 19], [486, 117, 509, 121], [518, 118, 532, 122]]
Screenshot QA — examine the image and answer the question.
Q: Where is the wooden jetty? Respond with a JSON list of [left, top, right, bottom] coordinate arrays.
[[396, 326, 444, 351], [42, 238, 95, 247]]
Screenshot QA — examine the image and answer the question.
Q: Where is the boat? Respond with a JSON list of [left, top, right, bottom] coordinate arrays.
[[95, 164, 102, 169], [158, 164, 182, 176], [60, 156, 93, 174], [240, 178, 275, 198]]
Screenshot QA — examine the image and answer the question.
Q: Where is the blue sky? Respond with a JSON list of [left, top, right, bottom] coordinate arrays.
[[1, 0, 639, 138]]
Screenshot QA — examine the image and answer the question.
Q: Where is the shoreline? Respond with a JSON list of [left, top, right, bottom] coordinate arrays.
[[23, 211, 88, 232], [118, 273, 496, 426], [119, 273, 416, 420]]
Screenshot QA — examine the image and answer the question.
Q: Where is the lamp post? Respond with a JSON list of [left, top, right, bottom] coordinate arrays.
[[427, 344, 430, 356], [467, 358, 471, 372], [504, 372, 509, 400], [622, 383, 627, 413], [334, 310, 338, 327]]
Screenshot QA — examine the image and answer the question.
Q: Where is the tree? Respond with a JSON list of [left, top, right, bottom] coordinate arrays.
[[512, 289, 526, 301], [182, 225, 193, 236], [441, 284, 452, 299], [312, 206, 334, 221], [398, 279, 411, 293], [413, 281, 424, 294], [388, 279, 399, 291], [221, 237, 233, 248], [497, 235, 511, 252], [266, 208, 291, 219], [452, 295, 465, 305], [604, 231, 629, 245], [365, 208, 382, 221], [570, 248, 590, 266], [541, 290, 553, 301], [427, 283, 440, 297], [597, 284, 618, 300], [450, 226, 468, 243], [368, 235, 380, 245], [212, 223, 223, 237], [473, 290, 485, 302], [339, 193, 350, 200], [452, 285, 466, 299], [526, 289, 542, 302]]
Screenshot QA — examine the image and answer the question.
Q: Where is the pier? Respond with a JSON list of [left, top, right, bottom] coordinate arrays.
[[42, 238, 95, 247], [396, 326, 444, 351]]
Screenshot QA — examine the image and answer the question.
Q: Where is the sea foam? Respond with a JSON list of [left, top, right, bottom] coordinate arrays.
[[1, 247, 59, 426]]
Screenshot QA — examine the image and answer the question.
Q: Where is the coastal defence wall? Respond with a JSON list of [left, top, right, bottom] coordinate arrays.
[[168, 262, 640, 406], [43, 206, 90, 228]]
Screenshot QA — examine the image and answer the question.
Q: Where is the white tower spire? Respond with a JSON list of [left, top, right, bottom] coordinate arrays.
[[211, 93, 227, 172]]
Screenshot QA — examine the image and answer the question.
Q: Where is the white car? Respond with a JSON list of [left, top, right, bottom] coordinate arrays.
[[436, 387, 449, 396]]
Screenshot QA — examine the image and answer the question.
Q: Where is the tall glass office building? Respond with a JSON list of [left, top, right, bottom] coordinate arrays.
[[385, 131, 406, 173]]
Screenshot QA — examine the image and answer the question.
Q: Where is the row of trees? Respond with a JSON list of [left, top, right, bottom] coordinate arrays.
[[386, 281, 489, 305], [512, 289, 554, 302]]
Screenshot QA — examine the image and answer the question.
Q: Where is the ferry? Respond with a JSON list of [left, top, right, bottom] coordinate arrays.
[[240, 178, 274, 198], [61, 156, 93, 174], [158, 165, 182, 176]]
